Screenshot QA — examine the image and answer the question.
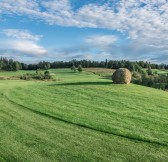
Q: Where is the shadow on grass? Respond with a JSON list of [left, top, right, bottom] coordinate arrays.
[[49, 81, 113, 86]]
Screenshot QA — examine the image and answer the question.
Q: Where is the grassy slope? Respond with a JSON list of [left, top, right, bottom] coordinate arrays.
[[144, 69, 168, 75], [0, 70, 35, 77], [152, 69, 168, 75], [1, 69, 168, 162]]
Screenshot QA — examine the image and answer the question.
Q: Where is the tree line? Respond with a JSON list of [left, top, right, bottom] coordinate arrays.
[[22, 60, 168, 71], [0, 57, 168, 71]]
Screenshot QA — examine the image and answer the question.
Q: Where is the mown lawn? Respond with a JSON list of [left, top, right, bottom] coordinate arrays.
[[1, 69, 168, 162]]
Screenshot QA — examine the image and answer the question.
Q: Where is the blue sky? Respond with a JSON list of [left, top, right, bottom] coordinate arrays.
[[0, 0, 168, 63]]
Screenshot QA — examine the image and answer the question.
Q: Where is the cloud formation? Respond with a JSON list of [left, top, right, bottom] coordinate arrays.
[[1, 0, 168, 33], [2, 29, 42, 41], [0, 29, 47, 56], [0, 0, 168, 62], [85, 35, 118, 47]]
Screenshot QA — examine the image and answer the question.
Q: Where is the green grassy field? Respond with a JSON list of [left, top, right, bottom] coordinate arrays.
[[152, 69, 168, 75], [0, 70, 36, 77], [1, 69, 168, 162]]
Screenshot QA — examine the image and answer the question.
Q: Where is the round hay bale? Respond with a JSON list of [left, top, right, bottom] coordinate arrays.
[[112, 68, 132, 84]]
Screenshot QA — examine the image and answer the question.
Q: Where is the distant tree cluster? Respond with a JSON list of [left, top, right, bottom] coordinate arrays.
[[21, 61, 51, 70], [0, 58, 52, 71], [0, 57, 21, 71]]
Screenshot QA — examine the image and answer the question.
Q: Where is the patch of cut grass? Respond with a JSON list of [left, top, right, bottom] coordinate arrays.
[[0, 69, 168, 161]]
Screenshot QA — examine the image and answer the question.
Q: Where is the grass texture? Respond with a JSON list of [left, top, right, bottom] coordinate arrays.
[[0, 69, 168, 162]]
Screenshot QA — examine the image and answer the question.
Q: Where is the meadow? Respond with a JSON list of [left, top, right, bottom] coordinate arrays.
[[1, 69, 168, 162]]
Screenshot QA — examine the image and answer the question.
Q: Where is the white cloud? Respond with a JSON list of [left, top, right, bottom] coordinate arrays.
[[85, 35, 118, 47], [0, 29, 47, 56], [0, 0, 167, 44], [2, 29, 42, 41], [9, 40, 46, 55], [1, 0, 168, 62], [0, 40, 47, 56], [0, 0, 168, 38], [0, 0, 40, 15]]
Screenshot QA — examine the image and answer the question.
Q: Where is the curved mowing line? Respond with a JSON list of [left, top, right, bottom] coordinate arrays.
[[3, 93, 168, 148]]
